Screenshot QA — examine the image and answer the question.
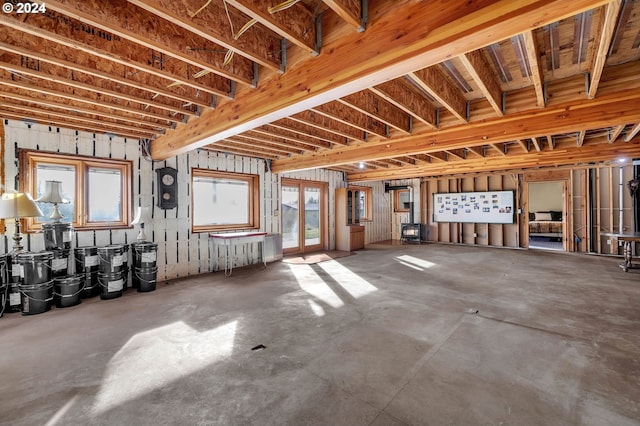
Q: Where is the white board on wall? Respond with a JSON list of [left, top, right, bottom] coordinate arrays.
[[433, 191, 515, 224]]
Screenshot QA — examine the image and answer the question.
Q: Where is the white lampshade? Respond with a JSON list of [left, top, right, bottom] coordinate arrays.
[[131, 205, 152, 241], [36, 180, 67, 204], [0, 192, 44, 219], [131, 206, 152, 225]]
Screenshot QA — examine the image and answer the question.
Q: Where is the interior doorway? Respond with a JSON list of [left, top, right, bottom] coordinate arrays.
[[527, 180, 567, 251], [281, 179, 327, 255]]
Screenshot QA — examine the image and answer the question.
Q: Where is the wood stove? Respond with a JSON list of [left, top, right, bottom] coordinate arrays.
[[401, 223, 425, 243]]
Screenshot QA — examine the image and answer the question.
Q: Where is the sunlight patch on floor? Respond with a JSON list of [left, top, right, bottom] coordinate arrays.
[[395, 255, 436, 270], [288, 263, 345, 309], [316, 260, 378, 299], [93, 320, 237, 414]]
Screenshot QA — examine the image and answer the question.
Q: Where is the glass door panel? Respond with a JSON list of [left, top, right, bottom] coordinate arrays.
[[304, 187, 321, 249], [282, 185, 300, 251]]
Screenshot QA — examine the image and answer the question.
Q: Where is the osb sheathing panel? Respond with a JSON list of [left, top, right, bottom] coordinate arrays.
[[133, 0, 282, 69], [292, 110, 367, 141], [0, 51, 195, 118], [273, 118, 349, 146], [313, 100, 387, 137], [0, 11, 232, 96], [0, 29, 216, 107], [46, 0, 255, 84], [0, 81, 172, 129]]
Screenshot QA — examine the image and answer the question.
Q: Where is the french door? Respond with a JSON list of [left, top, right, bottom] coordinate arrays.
[[281, 179, 327, 254]]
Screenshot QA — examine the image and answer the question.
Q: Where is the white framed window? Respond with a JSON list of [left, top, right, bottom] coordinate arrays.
[[191, 168, 260, 232]]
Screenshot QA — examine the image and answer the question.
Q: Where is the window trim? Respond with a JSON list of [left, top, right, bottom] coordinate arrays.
[[20, 150, 133, 232], [349, 186, 373, 222], [394, 189, 411, 212], [191, 168, 260, 233]]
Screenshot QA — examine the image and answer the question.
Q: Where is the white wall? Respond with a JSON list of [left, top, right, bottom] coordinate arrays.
[[1, 120, 341, 281], [529, 181, 563, 212]]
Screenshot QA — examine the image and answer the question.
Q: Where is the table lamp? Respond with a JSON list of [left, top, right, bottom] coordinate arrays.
[[131, 205, 152, 241], [36, 180, 68, 222], [0, 191, 44, 253]]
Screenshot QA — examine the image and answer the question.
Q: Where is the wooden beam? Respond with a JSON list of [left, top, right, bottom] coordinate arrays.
[[0, 100, 159, 135], [271, 87, 640, 172], [459, 50, 503, 116], [224, 0, 318, 54], [444, 150, 465, 160], [408, 67, 467, 123], [0, 57, 193, 120], [0, 77, 174, 126], [609, 124, 625, 143], [0, 85, 170, 129], [546, 135, 554, 150], [312, 101, 387, 138], [516, 139, 529, 152], [271, 118, 349, 146], [45, 0, 254, 85], [251, 126, 330, 150], [339, 90, 411, 133], [347, 139, 640, 181], [241, 131, 316, 152], [466, 146, 484, 157], [0, 11, 232, 98], [522, 30, 545, 107], [588, 0, 623, 99], [577, 130, 587, 146], [489, 143, 507, 156], [531, 137, 542, 152], [0, 110, 152, 139], [623, 123, 640, 142], [290, 110, 367, 141], [0, 35, 215, 109], [323, 0, 364, 31], [224, 136, 303, 155], [206, 143, 280, 159], [128, 0, 282, 71], [370, 79, 437, 128], [152, 0, 609, 159]]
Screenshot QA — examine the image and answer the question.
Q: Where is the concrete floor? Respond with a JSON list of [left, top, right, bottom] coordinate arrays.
[[1, 243, 639, 425]]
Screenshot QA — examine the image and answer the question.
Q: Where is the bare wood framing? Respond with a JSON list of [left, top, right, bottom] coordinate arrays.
[[523, 30, 546, 107], [588, 0, 623, 99], [459, 50, 503, 116], [624, 122, 640, 142], [408, 67, 467, 123]]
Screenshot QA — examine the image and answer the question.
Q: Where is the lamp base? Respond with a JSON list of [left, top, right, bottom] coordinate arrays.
[[49, 204, 63, 222], [12, 218, 24, 253]]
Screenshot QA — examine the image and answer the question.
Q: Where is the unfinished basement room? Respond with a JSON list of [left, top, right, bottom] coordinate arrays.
[[1, 0, 640, 425]]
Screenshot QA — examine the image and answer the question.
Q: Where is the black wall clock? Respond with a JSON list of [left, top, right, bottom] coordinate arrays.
[[156, 167, 178, 209]]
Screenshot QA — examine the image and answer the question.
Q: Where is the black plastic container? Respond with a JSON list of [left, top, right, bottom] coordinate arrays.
[[19, 281, 54, 315], [51, 249, 70, 278], [81, 271, 100, 298], [74, 246, 99, 274], [134, 266, 158, 293], [42, 222, 73, 250], [98, 270, 125, 300], [131, 242, 158, 268], [16, 252, 54, 285], [98, 245, 126, 274], [54, 274, 84, 308]]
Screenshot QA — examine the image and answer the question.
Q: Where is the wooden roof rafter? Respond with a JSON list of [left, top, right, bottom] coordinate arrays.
[[408, 67, 467, 123], [458, 50, 503, 116], [588, 0, 623, 98], [223, 0, 319, 55], [0, 35, 215, 109], [623, 122, 640, 142], [608, 124, 625, 142], [44, 0, 255, 86], [369, 79, 438, 129], [0, 14, 232, 100], [127, 0, 282, 71], [339, 90, 411, 134]]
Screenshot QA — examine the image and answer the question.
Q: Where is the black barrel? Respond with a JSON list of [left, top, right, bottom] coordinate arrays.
[[19, 281, 54, 315], [134, 266, 158, 293], [131, 242, 158, 268], [54, 274, 84, 308], [81, 271, 100, 298], [51, 249, 70, 278], [16, 252, 54, 285], [0, 254, 7, 318], [5, 255, 22, 313], [98, 270, 125, 300], [98, 245, 126, 274], [42, 222, 73, 250], [75, 246, 99, 274]]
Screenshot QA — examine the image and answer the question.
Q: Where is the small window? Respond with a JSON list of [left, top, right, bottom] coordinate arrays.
[[21, 150, 132, 231], [351, 186, 373, 221], [394, 189, 411, 212], [191, 168, 260, 232]]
